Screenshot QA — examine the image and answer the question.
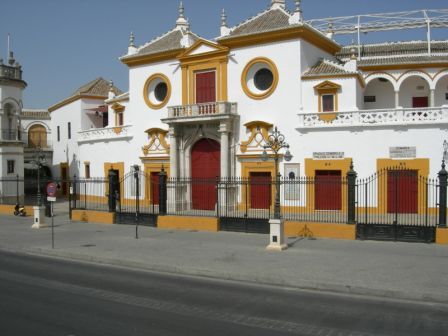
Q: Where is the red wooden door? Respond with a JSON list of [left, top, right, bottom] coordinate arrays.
[[412, 97, 428, 108], [191, 138, 220, 210], [387, 170, 418, 214], [150, 172, 159, 205], [315, 170, 342, 210], [195, 71, 216, 104], [250, 172, 271, 209]]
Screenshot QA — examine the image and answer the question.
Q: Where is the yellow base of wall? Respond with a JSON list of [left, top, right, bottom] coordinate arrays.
[[0, 204, 34, 217], [285, 221, 356, 240], [436, 227, 448, 245], [157, 216, 219, 232], [71, 210, 115, 225]]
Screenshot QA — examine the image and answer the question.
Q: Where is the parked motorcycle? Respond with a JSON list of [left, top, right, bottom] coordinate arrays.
[[14, 204, 26, 217]]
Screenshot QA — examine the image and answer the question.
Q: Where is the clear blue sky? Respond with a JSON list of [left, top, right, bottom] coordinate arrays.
[[1, 0, 446, 109]]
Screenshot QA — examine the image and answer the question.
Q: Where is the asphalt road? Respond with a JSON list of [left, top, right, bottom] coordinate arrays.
[[0, 250, 447, 336]]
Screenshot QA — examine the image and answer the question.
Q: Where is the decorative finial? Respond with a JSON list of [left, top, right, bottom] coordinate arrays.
[[221, 8, 227, 27], [289, 0, 303, 24], [179, 1, 185, 18], [129, 32, 135, 48], [8, 51, 15, 66], [109, 79, 114, 90], [295, 0, 302, 13], [271, 0, 286, 10]]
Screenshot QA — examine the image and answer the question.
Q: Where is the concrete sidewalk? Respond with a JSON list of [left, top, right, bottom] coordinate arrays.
[[1, 214, 447, 304]]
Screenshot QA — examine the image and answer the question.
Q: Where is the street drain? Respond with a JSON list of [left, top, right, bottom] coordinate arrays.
[[81, 244, 96, 247]]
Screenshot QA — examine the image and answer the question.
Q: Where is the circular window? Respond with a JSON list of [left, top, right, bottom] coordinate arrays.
[[241, 57, 279, 100], [143, 74, 171, 109]]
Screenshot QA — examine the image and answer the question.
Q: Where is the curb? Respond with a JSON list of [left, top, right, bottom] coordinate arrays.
[[22, 246, 448, 305]]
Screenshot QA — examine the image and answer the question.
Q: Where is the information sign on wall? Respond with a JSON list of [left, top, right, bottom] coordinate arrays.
[[312, 152, 345, 159], [389, 147, 416, 159]]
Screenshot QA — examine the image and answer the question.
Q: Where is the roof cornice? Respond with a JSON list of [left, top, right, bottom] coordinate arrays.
[[48, 94, 106, 113], [120, 48, 183, 67]]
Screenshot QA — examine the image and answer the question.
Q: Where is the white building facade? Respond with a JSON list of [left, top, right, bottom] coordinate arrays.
[[48, 1, 448, 213]]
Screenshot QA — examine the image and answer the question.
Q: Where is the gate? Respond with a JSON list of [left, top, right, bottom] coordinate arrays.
[[218, 178, 271, 234], [116, 170, 158, 226], [356, 168, 437, 243]]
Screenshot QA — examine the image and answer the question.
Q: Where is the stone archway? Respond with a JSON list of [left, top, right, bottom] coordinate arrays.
[[364, 77, 396, 110], [398, 75, 431, 108]]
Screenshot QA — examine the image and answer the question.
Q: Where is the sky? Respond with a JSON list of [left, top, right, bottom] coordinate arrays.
[[1, 0, 447, 109]]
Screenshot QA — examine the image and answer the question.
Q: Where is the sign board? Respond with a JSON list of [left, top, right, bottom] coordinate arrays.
[[47, 196, 56, 202], [389, 147, 416, 159], [313, 152, 345, 160], [46, 182, 57, 197], [70, 187, 74, 195]]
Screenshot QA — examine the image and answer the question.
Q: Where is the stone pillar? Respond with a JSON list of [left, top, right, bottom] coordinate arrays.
[[219, 122, 229, 178], [394, 91, 400, 108], [430, 89, 435, 107], [169, 127, 177, 178]]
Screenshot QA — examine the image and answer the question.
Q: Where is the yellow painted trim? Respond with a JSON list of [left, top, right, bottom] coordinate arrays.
[[178, 39, 229, 59], [143, 163, 170, 204], [158, 215, 218, 232], [111, 102, 125, 112], [49, 94, 106, 112], [436, 228, 448, 245], [181, 65, 188, 105], [314, 80, 340, 121], [219, 26, 341, 55], [143, 73, 172, 110], [72, 210, 115, 224], [240, 120, 273, 153], [121, 49, 183, 67], [359, 63, 448, 72], [303, 73, 366, 88], [305, 158, 352, 212], [285, 221, 356, 240], [376, 158, 430, 215], [142, 128, 170, 156], [241, 57, 279, 100], [104, 162, 125, 202], [0, 204, 34, 217]]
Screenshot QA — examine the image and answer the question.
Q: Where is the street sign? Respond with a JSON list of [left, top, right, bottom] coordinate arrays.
[[47, 196, 57, 202], [46, 182, 57, 197]]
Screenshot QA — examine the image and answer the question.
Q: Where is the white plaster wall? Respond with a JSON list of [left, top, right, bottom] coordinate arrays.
[[295, 125, 447, 177], [0, 146, 24, 177], [435, 75, 448, 107], [364, 78, 395, 110], [399, 76, 430, 108], [50, 100, 82, 178], [300, 40, 336, 74]]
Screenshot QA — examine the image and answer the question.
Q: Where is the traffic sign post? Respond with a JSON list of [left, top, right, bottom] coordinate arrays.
[[46, 182, 57, 249]]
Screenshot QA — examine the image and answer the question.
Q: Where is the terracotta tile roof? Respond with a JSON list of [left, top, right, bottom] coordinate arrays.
[[222, 9, 291, 39], [72, 77, 122, 97], [357, 55, 448, 67], [303, 59, 357, 77], [338, 41, 448, 59]]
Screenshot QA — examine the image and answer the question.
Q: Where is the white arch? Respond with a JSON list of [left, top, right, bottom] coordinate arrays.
[[432, 69, 448, 89], [1, 97, 21, 114], [397, 70, 433, 90], [364, 72, 399, 91], [24, 121, 51, 133]]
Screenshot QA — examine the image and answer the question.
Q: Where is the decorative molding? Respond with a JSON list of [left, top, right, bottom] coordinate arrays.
[[240, 120, 273, 153], [241, 57, 279, 100], [142, 128, 170, 156], [143, 73, 172, 110]]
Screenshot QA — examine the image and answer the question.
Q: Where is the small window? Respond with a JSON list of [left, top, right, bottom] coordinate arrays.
[[117, 112, 124, 126], [322, 94, 335, 112], [102, 112, 109, 128], [154, 82, 168, 102], [364, 96, 376, 103], [254, 68, 274, 91], [57, 126, 60, 142], [445, 93, 448, 100], [7, 160, 15, 174], [68, 122, 71, 139], [85, 163, 90, 179]]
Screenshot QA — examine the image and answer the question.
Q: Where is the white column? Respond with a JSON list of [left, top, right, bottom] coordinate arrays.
[[219, 122, 229, 178], [430, 89, 435, 107], [169, 127, 177, 178], [395, 91, 400, 108]]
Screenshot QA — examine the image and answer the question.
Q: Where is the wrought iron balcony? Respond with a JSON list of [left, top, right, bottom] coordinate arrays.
[[166, 102, 238, 120], [297, 106, 448, 129], [0, 129, 23, 142], [78, 125, 133, 143], [0, 63, 23, 81]]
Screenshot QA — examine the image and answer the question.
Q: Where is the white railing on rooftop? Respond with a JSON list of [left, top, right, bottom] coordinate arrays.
[[167, 102, 237, 119], [78, 125, 133, 143], [297, 106, 448, 129]]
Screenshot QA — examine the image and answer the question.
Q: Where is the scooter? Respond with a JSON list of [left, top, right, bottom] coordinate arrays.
[[14, 204, 26, 217]]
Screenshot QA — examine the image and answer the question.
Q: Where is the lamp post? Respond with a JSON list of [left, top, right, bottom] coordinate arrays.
[[443, 140, 448, 162], [32, 146, 46, 207], [261, 126, 293, 219]]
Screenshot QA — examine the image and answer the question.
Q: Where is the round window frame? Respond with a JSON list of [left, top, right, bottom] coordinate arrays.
[[241, 57, 279, 100], [143, 73, 172, 109]]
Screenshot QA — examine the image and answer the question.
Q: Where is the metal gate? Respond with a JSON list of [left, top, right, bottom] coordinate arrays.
[[355, 168, 437, 243], [116, 170, 158, 226]]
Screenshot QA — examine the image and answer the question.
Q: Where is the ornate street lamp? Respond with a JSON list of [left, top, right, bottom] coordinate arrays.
[[261, 126, 293, 219], [32, 146, 46, 207], [443, 140, 448, 162]]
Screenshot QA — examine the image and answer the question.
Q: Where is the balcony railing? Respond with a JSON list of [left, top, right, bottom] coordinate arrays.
[[297, 106, 448, 129], [167, 102, 238, 119], [0, 129, 23, 142], [0, 64, 23, 81], [78, 125, 133, 143]]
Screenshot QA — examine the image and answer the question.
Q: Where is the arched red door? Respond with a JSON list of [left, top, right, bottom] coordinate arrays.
[[191, 138, 220, 210]]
